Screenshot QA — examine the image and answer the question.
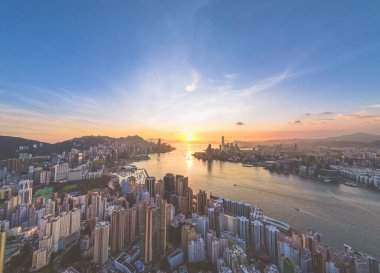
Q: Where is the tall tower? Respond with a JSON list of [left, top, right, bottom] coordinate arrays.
[[145, 176, 156, 199], [138, 202, 166, 264], [125, 207, 137, 244], [93, 221, 110, 264], [265, 225, 279, 259], [196, 190, 207, 215], [0, 232, 6, 273], [110, 207, 126, 255]]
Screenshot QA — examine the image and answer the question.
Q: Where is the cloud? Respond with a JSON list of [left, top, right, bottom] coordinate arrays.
[[337, 111, 379, 120], [304, 111, 335, 117], [225, 73, 239, 80], [236, 121, 245, 126], [237, 70, 289, 96], [319, 111, 335, 116], [367, 104, 380, 108], [293, 120, 302, 124], [185, 69, 201, 92]]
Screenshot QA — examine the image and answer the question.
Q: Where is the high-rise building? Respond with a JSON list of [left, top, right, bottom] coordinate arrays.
[[196, 190, 207, 215], [196, 216, 209, 239], [18, 188, 33, 205], [163, 173, 175, 198], [155, 179, 164, 199], [93, 221, 110, 264], [54, 163, 69, 182], [138, 202, 166, 263], [211, 238, 220, 265], [208, 206, 224, 236], [181, 224, 198, 252], [326, 261, 340, 273], [175, 175, 188, 197], [237, 216, 249, 242], [125, 207, 137, 244], [167, 248, 184, 271], [300, 248, 312, 273], [0, 232, 6, 273], [70, 208, 80, 234], [110, 207, 126, 255], [40, 170, 52, 185], [59, 212, 71, 238], [32, 247, 48, 270], [355, 259, 370, 273], [188, 238, 206, 263], [266, 225, 279, 258], [50, 217, 61, 247], [90, 194, 106, 221], [18, 180, 33, 204], [184, 187, 193, 214], [145, 176, 156, 199]]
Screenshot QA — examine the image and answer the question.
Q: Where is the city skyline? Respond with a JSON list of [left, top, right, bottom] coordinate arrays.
[[1, 1, 380, 142]]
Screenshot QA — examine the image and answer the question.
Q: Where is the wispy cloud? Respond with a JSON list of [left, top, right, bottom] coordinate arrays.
[[185, 69, 201, 92], [225, 73, 239, 80], [367, 104, 380, 109]]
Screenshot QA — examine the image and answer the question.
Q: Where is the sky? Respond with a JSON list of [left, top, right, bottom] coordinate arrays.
[[1, 0, 380, 143]]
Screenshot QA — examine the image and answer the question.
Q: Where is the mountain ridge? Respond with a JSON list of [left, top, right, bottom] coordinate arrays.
[[0, 135, 157, 160]]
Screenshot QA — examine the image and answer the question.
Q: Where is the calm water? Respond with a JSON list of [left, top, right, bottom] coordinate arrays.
[[134, 143, 380, 257]]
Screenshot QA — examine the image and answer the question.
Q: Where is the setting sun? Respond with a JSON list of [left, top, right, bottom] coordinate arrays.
[[185, 134, 193, 141]]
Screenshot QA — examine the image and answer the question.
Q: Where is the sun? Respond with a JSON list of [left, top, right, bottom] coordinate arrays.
[[185, 134, 193, 141]]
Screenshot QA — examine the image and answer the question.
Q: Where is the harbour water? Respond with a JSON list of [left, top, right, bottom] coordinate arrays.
[[133, 143, 380, 257]]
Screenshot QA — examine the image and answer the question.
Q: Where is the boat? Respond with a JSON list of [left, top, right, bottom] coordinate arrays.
[[242, 163, 254, 167], [295, 208, 300, 212], [344, 182, 360, 187], [234, 184, 237, 187]]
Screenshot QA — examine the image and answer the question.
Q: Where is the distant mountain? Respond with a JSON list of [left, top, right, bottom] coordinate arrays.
[[235, 132, 380, 149], [0, 136, 53, 160], [0, 135, 155, 160], [325, 132, 380, 143]]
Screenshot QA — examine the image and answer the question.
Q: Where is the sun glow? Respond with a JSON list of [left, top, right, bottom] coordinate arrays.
[[185, 134, 193, 141]]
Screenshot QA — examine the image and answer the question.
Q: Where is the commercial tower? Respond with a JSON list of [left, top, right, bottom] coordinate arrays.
[[93, 221, 110, 264]]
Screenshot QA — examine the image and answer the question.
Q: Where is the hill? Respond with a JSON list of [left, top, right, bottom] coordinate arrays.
[[0, 135, 154, 160], [325, 132, 380, 143], [235, 132, 380, 148]]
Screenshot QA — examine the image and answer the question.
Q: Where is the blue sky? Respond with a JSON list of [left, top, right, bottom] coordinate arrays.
[[1, 0, 380, 142]]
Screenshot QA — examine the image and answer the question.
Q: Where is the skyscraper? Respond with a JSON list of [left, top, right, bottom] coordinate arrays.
[[110, 207, 126, 255], [145, 176, 156, 199], [196, 190, 207, 215], [266, 225, 279, 258], [0, 232, 5, 273], [175, 175, 189, 197], [188, 238, 206, 263], [93, 221, 110, 264], [90, 193, 106, 221], [138, 202, 166, 263], [125, 206, 137, 244], [163, 173, 175, 198], [155, 179, 164, 199], [196, 216, 209, 239]]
